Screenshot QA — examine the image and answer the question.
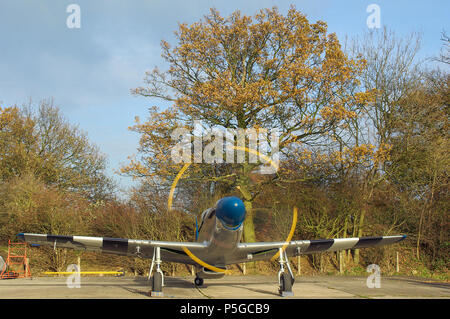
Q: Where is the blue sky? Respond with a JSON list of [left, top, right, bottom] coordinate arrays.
[[0, 0, 448, 196]]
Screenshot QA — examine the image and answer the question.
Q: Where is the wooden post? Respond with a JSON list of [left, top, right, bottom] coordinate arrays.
[[26, 258, 30, 277], [339, 251, 343, 274], [396, 251, 399, 273], [297, 255, 301, 275], [243, 263, 246, 275]]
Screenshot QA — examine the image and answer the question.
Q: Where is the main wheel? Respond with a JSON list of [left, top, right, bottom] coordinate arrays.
[[279, 273, 292, 293], [152, 271, 163, 292], [194, 277, 204, 287]]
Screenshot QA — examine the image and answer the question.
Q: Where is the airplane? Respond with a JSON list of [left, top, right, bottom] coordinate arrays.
[[17, 196, 406, 297]]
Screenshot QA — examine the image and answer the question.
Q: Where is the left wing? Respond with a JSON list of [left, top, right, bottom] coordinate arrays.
[[233, 235, 406, 263], [17, 233, 207, 265]]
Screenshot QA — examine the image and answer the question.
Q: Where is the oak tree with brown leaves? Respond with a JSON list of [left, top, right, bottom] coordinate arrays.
[[123, 7, 374, 243]]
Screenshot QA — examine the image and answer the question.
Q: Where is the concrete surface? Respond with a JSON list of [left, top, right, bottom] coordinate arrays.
[[0, 275, 448, 299]]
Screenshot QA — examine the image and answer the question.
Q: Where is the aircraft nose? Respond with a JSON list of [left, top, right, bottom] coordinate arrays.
[[215, 196, 246, 229]]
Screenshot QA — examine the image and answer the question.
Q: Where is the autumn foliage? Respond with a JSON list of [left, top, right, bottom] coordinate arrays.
[[0, 8, 447, 278], [123, 7, 378, 244]]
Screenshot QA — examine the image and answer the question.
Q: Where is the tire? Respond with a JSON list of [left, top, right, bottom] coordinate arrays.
[[279, 273, 292, 293], [194, 277, 204, 287], [152, 271, 163, 292]]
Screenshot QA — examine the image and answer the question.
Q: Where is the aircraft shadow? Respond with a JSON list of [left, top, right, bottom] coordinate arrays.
[[131, 276, 280, 298]]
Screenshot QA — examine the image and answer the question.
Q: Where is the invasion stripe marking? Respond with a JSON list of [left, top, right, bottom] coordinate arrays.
[[354, 237, 383, 248], [378, 236, 406, 246], [73, 236, 103, 247], [329, 238, 359, 251], [47, 235, 73, 244], [102, 237, 128, 253], [305, 239, 334, 252], [71, 236, 103, 251], [24, 234, 47, 242]]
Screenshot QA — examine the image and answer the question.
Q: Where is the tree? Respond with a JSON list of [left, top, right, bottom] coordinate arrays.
[[435, 31, 450, 65], [0, 99, 114, 200], [123, 7, 374, 243], [345, 28, 422, 263], [388, 70, 449, 261]]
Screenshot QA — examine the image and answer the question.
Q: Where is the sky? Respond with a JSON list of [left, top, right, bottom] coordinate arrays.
[[0, 0, 448, 196]]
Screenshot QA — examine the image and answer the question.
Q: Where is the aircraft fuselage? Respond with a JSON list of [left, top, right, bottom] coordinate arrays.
[[194, 197, 246, 269]]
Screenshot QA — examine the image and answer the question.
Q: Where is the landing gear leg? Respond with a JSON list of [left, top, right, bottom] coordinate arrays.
[[150, 246, 164, 297], [277, 248, 294, 297]]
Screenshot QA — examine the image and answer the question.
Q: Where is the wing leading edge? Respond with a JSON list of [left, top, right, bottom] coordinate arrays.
[[17, 233, 207, 265]]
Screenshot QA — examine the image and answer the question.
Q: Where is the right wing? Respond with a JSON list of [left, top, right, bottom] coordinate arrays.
[[234, 235, 406, 263], [17, 233, 207, 265]]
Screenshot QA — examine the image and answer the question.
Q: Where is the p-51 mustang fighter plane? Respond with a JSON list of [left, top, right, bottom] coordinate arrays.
[[18, 196, 405, 296]]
